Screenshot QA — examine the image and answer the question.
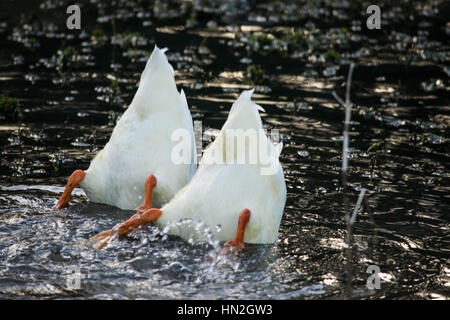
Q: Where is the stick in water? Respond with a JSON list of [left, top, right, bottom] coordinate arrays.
[[349, 188, 367, 225], [332, 62, 356, 299]]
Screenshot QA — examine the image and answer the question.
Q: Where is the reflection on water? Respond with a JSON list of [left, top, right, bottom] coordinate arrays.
[[0, 0, 449, 299]]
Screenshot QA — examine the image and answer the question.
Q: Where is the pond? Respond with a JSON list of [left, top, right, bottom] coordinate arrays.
[[0, 0, 449, 299]]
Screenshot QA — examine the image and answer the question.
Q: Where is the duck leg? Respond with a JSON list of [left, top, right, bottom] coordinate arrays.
[[89, 208, 163, 250], [89, 174, 160, 250], [112, 173, 157, 227], [135, 174, 157, 213], [56, 170, 86, 209], [223, 208, 251, 252]]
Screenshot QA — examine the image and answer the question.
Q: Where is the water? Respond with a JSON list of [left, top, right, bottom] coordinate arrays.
[[0, 0, 449, 299]]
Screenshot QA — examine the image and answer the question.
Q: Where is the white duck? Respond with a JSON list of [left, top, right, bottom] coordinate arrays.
[[56, 45, 196, 211], [91, 90, 286, 250]]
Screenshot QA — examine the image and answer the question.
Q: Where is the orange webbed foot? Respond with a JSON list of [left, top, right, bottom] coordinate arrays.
[[221, 208, 251, 254], [89, 208, 163, 250], [89, 174, 160, 250], [89, 229, 116, 250]]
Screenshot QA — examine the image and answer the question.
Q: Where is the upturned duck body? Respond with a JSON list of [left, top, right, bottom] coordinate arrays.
[[56, 46, 196, 211]]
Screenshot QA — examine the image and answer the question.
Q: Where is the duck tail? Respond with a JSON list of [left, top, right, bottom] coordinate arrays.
[[140, 44, 175, 82], [128, 45, 178, 117]]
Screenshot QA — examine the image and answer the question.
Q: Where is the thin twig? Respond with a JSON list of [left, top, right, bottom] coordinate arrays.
[[333, 62, 355, 299], [333, 63, 355, 176], [331, 91, 345, 107], [349, 188, 366, 225], [345, 63, 355, 120]]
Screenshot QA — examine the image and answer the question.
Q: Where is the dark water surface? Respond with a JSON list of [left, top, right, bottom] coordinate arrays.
[[0, 0, 449, 299]]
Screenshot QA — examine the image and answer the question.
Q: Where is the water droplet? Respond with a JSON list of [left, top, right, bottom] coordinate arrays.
[[297, 151, 309, 157], [323, 65, 339, 77], [427, 135, 444, 144]]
